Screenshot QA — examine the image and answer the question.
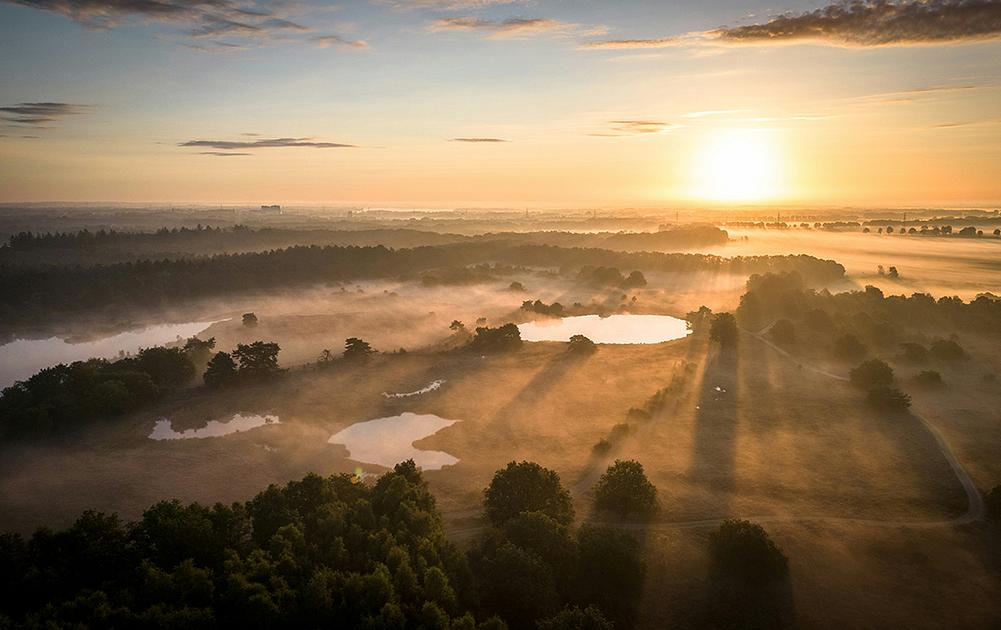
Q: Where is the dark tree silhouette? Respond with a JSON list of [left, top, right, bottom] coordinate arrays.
[[709, 520, 788, 583], [567, 334, 597, 355], [483, 461, 574, 527], [241, 312, 258, 327], [469, 324, 523, 353], [343, 337, 376, 360], [203, 351, 237, 388], [866, 385, 911, 411], [592, 460, 658, 518], [232, 342, 281, 379], [849, 359, 894, 390], [710, 312, 738, 348]]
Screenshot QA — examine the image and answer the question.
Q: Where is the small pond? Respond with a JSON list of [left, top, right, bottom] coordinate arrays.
[[328, 412, 459, 470], [0, 320, 221, 388], [150, 413, 279, 440], [518, 314, 692, 344]]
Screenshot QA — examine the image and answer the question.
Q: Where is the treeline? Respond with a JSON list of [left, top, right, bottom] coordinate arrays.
[[0, 243, 845, 327], [0, 460, 654, 629], [736, 271, 1001, 335]]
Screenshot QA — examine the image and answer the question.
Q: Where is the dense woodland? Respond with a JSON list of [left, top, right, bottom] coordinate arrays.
[[0, 241, 844, 327]]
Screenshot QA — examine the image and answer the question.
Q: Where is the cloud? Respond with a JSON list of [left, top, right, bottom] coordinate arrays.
[[199, 151, 252, 156], [181, 137, 357, 150], [428, 16, 605, 39], [0, 102, 88, 127], [450, 137, 509, 142], [382, 0, 521, 10], [312, 34, 368, 49], [583, 0, 1001, 49], [590, 120, 681, 137], [3, 0, 358, 50]]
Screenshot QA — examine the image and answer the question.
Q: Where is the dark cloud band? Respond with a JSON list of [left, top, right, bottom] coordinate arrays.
[[181, 137, 357, 150]]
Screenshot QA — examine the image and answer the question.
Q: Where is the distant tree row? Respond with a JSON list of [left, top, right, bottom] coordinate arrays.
[[521, 300, 565, 317]]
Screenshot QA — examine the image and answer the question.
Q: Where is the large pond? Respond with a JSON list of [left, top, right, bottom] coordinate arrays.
[[150, 413, 279, 440], [0, 320, 220, 388], [518, 314, 692, 344], [328, 412, 460, 470]]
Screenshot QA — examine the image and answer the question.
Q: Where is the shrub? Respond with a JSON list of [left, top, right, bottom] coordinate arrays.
[[866, 385, 911, 411], [849, 359, 894, 389], [708, 520, 788, 583], [592, 460, 658, 518], [567, 334, 597, 355]]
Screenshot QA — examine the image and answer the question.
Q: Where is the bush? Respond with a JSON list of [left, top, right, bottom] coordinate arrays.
[[483, 462, 574, 527], [708, 520, 788, 583], [592, 460, 658, 518], [849, 359, 894, 389], [567, 334, 597, 355], [469, 324, 523, 353], [537, 605, 614, 630], [866, 385, 912, 411], [710, 313, 738, 348], [930, 338, 965, 361], [913, 370, 944, 389]]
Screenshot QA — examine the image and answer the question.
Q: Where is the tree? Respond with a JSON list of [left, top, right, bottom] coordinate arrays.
[[685, 305, 713, 330], [930, 338, 965, 361], [866, 385, 911, 411], [708, 520, 788, 583], [183, 336, 216, 364], [242, 312, 258, 327], [508, 281, 525, 292], [769, 319, 796, 346], [537, 606, 614, 630], [203, 351, 237, 388], [887, 266, 899, 279], [469, 324, 522, 353], [622, 270, 647, 289], [449, 320, 465, 331], [833, 333, 867, 360], [592, 460, 658, 518], [913, 370, 944, 389], [709, 312, 738, 348], [130, 346, 195, 389], [574, 526, 645, 628], [986, 486, 1001, 523], [232, 342, 281, 379], [483, 461, 574, 527], [567, 334, 597, 355], [899, 342, 928, 363], [849, 359, 894, 389], [343, 337, 376, 360]]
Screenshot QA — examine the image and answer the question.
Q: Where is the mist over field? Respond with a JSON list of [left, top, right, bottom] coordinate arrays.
[[3, 0, 1001, 626]]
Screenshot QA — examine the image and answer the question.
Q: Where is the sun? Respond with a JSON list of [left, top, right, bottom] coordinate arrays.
[[689, 128, 783, 203]]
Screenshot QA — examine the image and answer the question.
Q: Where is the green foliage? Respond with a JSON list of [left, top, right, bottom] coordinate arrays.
[[232, 342, 282, 379], [0, 463, 503, 629], [709, 312, 738, 348], [469, 324, 523, 353], [866, 385, 912, 411], [0, 346, 196, 438], [484, 462, 574, 527], [986, 486, 1001, 523], [574, 526, 645, 628], [344, 337, 376, 360], [203, 351, 237, 388], [849, 359, 894, 390], [592, 460, 658, 518], [536, 606, 614, 630], [567, 335, 597, 355], [708, 520, 788, 583]]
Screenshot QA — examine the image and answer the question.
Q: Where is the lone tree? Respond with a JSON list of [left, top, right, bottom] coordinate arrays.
[[849, 359, 894, 389], [449, 320, 465, 331], [866, 385, 911, 411], [484, 461, 574, 527], [592, 460, 658, 518], [343, 337, 376, 360], [203, 351, 237, 388], [232, 341, 281, 379], [567, 334, 597, 355], [242, 312, 258, 328], [709, 312, 738, 348], [709, 519, 788, 583], [469, 323, 523, 353]]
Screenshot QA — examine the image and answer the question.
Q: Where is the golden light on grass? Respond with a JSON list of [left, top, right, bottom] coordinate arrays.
[[689, 128, 784, 203]]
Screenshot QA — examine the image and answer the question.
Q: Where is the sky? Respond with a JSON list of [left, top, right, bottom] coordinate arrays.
[[1, 0, 1000, 208]]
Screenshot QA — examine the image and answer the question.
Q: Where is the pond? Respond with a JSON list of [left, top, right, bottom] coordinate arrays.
[[150, 413, 279, 440], [0, 320, 221, 388], [328, 412, 460, 470], [518, 314, 692, 344]]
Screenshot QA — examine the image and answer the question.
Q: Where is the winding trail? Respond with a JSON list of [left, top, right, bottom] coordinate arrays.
[[448, 327, 984, 537]]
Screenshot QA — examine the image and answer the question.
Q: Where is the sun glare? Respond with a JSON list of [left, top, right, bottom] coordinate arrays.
[[690, 128, 783, 203]]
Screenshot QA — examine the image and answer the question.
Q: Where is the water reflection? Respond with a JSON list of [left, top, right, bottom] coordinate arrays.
[[518, 314, 692, 344], [150, 413, 279, 440], [0, 320, 221, 388], [328, 412, 459, 470]]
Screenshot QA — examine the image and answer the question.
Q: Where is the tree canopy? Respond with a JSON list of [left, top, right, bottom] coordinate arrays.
[[592, 460, 658, 518], [483, 462, 574, 527]]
